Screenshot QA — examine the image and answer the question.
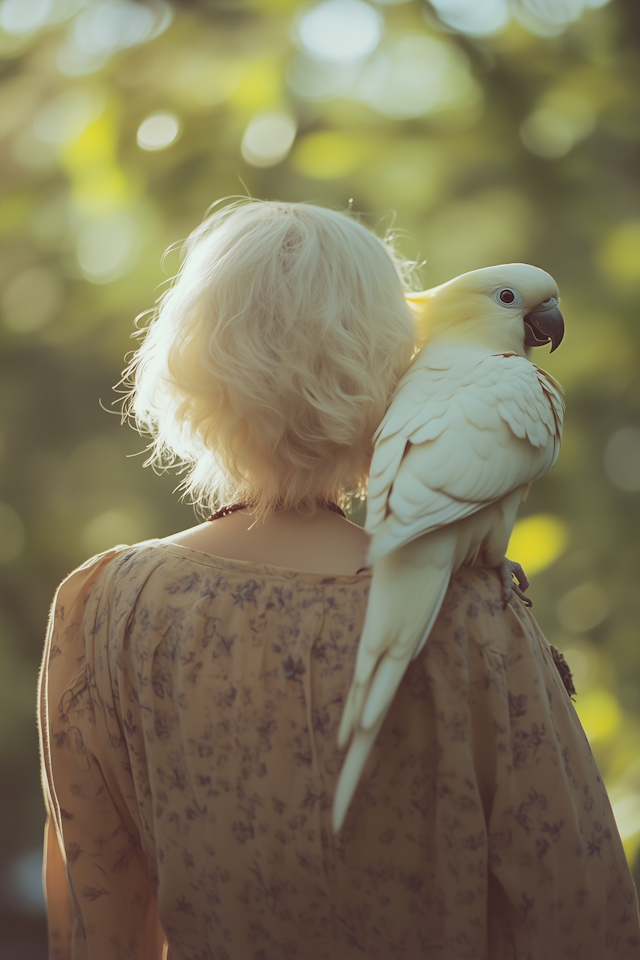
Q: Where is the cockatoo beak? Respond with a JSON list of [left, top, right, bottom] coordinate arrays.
[[523, 297, 564, 353]]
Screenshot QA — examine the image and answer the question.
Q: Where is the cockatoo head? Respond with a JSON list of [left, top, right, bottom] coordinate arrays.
[[405, 263, 564, 358]]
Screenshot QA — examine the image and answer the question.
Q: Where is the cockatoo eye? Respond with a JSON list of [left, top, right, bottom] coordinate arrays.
[[492, 286, 523, 309]]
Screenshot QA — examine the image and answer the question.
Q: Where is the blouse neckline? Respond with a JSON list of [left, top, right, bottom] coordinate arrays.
[[148, 540, 373, 584]]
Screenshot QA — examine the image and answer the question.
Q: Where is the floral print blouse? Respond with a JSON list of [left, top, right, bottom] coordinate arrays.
[[38, 541, 640, 959]]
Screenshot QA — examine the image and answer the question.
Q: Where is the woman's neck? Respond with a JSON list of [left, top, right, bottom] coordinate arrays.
[[162, 507, 371, 576]]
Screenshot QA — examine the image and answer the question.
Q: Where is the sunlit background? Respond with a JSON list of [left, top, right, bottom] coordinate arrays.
[[1, 0, 639, 953]]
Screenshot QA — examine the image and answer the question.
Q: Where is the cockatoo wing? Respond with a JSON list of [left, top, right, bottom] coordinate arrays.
[[333, 345, 564, 834], [366, 346, 563, 560]]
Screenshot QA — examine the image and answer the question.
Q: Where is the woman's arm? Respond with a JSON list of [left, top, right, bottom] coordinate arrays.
[[38, 552, 167, 960], [43, 814, 72, 958]]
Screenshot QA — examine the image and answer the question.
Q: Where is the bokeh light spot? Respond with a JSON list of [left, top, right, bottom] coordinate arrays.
[[4, 848, 45, 914], [599, 221, 640, 284], [72, 167, 130, 217], [137, 112, 180, 151], [58, 1, 171, 75], [228, 61, 281, 112], [0, 502, 25, 562], [611, 792, 640, 843], [356, 35, 480, 120], [286, 54, 357, 102], [241, 112, 296, 168], [1, 265, 63, 333], [521, 0, 590, 27], [62, 111, 117, 171], [76, 212, 140, 284], [556, 644, 593, 691], [557, 581, 610, 633], [507, 513, 569, 577], [430, 0, 509, 36], [291, 130, 369, 179], [513, 0, 602, 36], [604, 427, 640, 492], [520, 95, 594, 158], [520, 108, 574, 158], [73, 0, 169, 56], [57, 39, 109, 77], [0, 0, 52, 35], [574, 686, 621, 745], [81, 509, 145, 555], [296, 0, 383, 63]]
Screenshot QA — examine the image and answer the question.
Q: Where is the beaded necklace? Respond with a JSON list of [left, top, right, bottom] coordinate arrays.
[[206, 501, 346, 522]]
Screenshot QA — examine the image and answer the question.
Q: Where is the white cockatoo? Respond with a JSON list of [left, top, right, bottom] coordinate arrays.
[[332, 263, 565, 834]]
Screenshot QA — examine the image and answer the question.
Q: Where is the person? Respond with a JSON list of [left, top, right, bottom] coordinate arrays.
[[38, 200, 640, 959]]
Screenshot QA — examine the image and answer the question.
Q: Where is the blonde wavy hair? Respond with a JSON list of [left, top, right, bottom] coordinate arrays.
[[123, 199, 417, 518]]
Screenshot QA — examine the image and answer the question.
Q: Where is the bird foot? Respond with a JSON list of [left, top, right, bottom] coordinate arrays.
[[498, 557, 532, 608]]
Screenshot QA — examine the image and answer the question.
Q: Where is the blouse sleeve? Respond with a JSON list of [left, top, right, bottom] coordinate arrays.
[[38, 550, 167, 960]]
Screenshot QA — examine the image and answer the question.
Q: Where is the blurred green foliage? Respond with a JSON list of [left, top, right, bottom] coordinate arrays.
[[1, 0, 640, 926]]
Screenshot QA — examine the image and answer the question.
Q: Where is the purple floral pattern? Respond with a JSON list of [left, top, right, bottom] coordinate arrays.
[[39, 542, 640, 958]]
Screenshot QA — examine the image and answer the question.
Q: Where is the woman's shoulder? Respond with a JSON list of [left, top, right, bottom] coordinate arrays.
[[56, 538, 372, 620], [53, 543, 131, 608], [51, 541, 182, 629], [56, 540, 157, 596], [46, 542, 201, 682]]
